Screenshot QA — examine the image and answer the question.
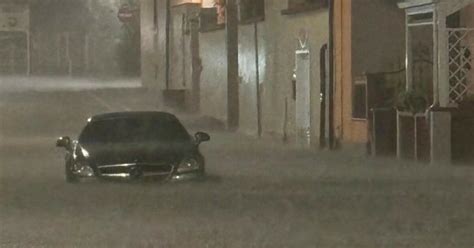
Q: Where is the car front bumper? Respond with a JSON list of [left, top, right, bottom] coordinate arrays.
[[75, 162, 203, 181], [171, 172, 205, 181]]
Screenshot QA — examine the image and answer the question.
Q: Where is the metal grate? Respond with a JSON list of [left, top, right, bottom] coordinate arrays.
[[448, 28, 474, 103]]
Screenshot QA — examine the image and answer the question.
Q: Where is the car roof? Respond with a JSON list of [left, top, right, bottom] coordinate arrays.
[[89, 111, 178, 122]]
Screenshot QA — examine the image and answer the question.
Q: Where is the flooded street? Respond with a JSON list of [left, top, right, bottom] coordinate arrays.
[[0, 78, 472, 247], [1, 0, 474, 246]]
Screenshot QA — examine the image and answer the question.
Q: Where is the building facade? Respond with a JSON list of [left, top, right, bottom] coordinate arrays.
[[398, 0, 474, 163], [332, 0, 406, 153], [141, 0, 329, 147], [0, 1, 30, 74], [0, 0, 136, 77]]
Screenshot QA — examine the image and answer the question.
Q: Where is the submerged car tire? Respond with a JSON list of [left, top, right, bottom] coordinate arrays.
[[65, 159, 79, 183], [196, 154, 205, 174]]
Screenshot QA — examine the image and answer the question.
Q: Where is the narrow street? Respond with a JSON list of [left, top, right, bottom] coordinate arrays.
[[0, 79, 473, 247]]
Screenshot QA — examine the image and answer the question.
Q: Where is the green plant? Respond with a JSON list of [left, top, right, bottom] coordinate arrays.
[[396, 89, 428, 113]]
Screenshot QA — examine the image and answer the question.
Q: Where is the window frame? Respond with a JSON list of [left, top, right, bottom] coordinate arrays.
[[352, 76, 368, 120]]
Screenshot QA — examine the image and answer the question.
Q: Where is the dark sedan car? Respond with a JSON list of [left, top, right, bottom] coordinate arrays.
[[56, 111, 210, 183]]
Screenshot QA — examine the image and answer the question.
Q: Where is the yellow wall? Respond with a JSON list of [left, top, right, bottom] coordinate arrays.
[[333, 0, 368, 146]]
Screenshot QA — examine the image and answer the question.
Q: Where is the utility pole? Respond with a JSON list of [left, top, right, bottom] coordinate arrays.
[[226, 0, 239, 131]]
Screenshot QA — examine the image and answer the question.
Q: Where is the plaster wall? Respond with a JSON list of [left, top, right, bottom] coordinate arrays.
[[140, 0, 328, 142], [199, 29, 228, 121], [352, 0, 405, 76], [260, 0, 328, 144], [168, 5, 198, 90], [140, 0, 156, 88], [237, 23, 266, 135], [141, 0, 169, 90], [197, 0, 328, 140]]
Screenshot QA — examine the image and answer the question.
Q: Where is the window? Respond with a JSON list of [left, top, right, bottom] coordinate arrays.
[[281, 0, 328, 15], [353, 77, 367, 119], [239, 0, 264, 24]]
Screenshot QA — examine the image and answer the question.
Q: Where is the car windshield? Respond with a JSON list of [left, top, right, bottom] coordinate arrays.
[[78, 117, 190, 144]]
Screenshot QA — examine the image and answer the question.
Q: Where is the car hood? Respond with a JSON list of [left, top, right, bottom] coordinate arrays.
[[79, 141, 196, 166]]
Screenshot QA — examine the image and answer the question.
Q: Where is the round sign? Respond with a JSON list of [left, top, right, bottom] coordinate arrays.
[[118, 4, 135, 23]]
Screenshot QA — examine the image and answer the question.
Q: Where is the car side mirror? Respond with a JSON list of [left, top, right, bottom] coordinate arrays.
[[195, 132, 210, 144], [56, 136, 71, 150]]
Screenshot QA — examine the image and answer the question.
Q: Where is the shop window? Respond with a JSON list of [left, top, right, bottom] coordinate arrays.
[[353, 77, 367, 119], [239, 0, 265, 24], [282, 0, 328, 15]]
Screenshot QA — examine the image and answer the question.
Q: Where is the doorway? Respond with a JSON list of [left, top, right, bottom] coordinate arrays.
[[319, 44, 330, 148]]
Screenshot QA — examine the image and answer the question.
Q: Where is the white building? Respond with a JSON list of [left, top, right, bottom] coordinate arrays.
[[399, 0, 474, 164]]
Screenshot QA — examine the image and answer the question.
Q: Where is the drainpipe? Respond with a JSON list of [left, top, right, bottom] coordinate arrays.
[[431, 6, 439, 108], [165, 0, 171, 90], [328, 0, 335, 149], [254, 22, 262, 137], [226, 0, 240, 130]]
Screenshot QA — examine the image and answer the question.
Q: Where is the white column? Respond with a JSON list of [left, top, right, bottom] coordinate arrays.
[[437, 5, 450, 107], [433, 7, 439, 105], [431, 111, 451, 164], [26, 31, 31, 76], [406, 12, 413, 91], [431, 3, 452, 165]]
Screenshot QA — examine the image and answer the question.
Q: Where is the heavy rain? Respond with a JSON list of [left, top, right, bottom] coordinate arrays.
[[0, 0, 473, 247]]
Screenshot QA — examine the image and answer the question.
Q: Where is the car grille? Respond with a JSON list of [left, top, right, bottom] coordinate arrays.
[[97, 163, 173, 178]]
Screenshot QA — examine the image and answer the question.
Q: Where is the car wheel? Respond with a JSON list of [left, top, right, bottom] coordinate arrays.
[[65, 160, 79, 183]]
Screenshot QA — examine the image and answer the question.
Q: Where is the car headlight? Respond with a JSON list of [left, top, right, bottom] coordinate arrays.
[[73, 146, 90, 159], [80, 147, 90, 158], [177, 158, 199, 173]]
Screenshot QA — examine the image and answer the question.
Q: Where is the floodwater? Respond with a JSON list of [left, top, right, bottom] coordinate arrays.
[[0, 77, 473, 247]]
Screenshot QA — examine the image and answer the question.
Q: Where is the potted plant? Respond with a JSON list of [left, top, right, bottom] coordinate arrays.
[[396, 89, 428, 114]]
